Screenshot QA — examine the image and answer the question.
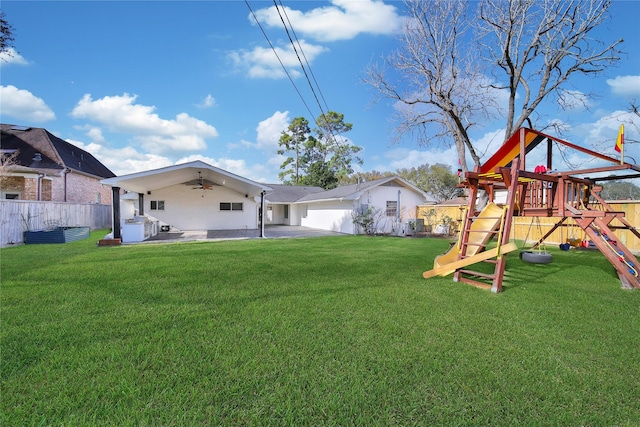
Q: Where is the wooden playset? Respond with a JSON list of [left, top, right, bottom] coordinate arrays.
[[423, 127, 640, 292]]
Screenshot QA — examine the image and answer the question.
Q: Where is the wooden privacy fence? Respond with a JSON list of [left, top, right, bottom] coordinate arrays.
[[0, 200, 112, 245], [417, 200, 640, 253]]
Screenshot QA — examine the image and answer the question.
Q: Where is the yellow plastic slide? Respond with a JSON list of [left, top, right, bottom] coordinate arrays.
[[433, 202, 504, 269]]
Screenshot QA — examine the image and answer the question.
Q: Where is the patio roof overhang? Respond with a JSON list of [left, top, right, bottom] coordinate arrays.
[[101, 160, 272, 197]]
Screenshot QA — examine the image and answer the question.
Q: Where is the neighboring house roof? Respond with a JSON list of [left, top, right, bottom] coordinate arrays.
[[101, 160, 273, 197], [0, 124, 115, 178], [264, 184, 325, 203], [1, 131, 64, 171], [266, 176, 437, 204]]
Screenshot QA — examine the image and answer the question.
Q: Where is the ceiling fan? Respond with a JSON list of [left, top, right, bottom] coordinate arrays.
[[190, 171, 214, 190]]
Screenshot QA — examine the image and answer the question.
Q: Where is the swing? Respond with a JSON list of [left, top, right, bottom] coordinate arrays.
[[566, 218, 582, 247], [520, 216, 553, 264]]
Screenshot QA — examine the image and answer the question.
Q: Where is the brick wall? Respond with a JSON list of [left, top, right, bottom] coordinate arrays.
[[64, 172, 112, 204], [2, 173, 111, 204]]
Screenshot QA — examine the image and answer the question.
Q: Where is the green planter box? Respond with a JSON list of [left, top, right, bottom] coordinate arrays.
[[23, 227, 90, 244]]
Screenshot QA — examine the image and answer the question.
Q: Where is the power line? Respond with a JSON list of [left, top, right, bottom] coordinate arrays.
[[272, 1, 342, 146], [244, 0, 316, 120], [246, 0, 341, 147], [275, 0, 331, 117]]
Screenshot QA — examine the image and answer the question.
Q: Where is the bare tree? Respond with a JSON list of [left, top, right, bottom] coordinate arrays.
[[0, 150, 19, 190], [478, 0, 623, 141], [365, 0, 623, 172], [364, 0, 494, 174], [630, 101, 640, 119], [1, 11, 15, 56]]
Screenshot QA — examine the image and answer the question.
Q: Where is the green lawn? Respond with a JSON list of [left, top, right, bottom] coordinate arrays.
[[2, 231, 640, 425]]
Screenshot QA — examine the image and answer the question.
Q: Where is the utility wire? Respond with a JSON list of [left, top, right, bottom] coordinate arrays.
[[244, 0, 316, 120], [272, 0, 341, 145], [277, 0, 331, 115], [246, 0, 341, 147]]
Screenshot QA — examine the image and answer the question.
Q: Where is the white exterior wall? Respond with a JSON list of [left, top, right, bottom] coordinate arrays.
[[300, 200, 355, 234], [358, 184, 427, 234], [140, 184, 258, 230], [289, 204, 303, 226], [266, 204, 304, 226], [267, 204, 288, 225]]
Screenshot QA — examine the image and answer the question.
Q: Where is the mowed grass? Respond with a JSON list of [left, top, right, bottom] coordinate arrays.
[[2, 231, 640, 426]]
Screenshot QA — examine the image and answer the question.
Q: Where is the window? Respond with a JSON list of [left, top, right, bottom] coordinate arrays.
[[386, 201, 397, 217], [4, 193, 20, 200], [284, 205, 289, 219], [220, 202, 243, 211], [150, 200, 165, 210]]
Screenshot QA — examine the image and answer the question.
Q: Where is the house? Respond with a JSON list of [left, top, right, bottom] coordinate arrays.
[[100, 161, 436, 242], [100, 161, 273, 242], [0, 124, 115, 203], [265, 176, 436, 235]]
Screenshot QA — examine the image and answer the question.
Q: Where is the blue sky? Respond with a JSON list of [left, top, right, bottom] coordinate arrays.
[[1, 0, 639, 183]]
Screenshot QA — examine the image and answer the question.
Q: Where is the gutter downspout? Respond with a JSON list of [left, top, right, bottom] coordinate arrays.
[[397, 189, 401, 225], [63, 168, 71, 202], [37, 173, 44, 201]]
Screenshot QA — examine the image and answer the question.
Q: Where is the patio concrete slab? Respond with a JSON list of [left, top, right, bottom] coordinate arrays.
[[141, 225, 344, 244]]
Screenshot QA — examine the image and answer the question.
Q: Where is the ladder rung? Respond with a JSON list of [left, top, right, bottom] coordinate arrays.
[[459, 270, 496, 279], [457, 276, 492, 290], [466, 229, 498, 234]]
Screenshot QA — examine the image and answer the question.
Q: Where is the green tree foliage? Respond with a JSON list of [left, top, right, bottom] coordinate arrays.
[[277, 117, 310, 185], [600, 180, 640, 201], [339, 171, 394, 185], [278, 111, 363, 189], [396, 163, 462, 202]]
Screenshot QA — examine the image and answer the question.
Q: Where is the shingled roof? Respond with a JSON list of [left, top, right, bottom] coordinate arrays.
[[1, 131, 63, 171], [264, 184, 325, 203], [0, 124, 115, 178], [265, 176, 435, 204]]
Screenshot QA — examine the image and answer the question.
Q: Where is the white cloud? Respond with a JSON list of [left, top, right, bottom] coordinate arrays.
[[229, 41, 327, 79], [607, 75, 640, 96], [576, 110, 639, 156], [196, 94, 216, 108], [0, 48, 29, 66], [558, 89, 593, 111], [372, 146, 458, 173], [68, 133, 174, 176], [372, 128, 507, 174], [252, 0, 403, 42], [0, 85, 56, 122], [256, 110, 289, 150], [473, 129, 506, 163], [70, 93, 218, 154]]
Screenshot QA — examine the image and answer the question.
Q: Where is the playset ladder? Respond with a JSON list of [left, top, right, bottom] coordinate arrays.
[[570, 211, 640, 289], [450, 161, 520, 292]]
